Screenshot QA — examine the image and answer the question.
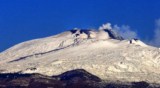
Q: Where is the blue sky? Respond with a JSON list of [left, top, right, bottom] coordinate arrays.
[[1, 0, 160, 52]]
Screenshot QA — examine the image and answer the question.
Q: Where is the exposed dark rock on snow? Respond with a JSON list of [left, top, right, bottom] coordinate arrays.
[[103, 29, 124, 40], [0, 69, 159, 88]]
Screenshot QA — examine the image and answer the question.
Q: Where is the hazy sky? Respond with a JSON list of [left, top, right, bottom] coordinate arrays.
[[1, 0, 160, 52]]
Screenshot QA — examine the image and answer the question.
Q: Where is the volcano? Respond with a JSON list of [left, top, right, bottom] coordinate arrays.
[[0, 26, 160, 86]]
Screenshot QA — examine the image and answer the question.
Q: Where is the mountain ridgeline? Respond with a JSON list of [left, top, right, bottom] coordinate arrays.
[[0, 27, 160, 87]]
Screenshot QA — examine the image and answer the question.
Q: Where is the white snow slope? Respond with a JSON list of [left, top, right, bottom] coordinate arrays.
[[0, 28, 160, 83]]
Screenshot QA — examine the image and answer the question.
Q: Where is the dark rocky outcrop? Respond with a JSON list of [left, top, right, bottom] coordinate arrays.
[[0, 69, 159, 88]]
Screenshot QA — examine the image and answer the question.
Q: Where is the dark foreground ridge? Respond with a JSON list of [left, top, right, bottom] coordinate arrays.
[[0, 69, 159, 88]]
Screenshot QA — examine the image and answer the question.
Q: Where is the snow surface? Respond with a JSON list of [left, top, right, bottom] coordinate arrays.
[[0, 29, 160, 83]]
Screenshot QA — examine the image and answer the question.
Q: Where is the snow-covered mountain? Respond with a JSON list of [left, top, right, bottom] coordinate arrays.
[[0, 27, 160, 84]]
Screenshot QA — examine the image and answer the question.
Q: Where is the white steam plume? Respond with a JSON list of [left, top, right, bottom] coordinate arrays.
[[99, 23, 138, 39]]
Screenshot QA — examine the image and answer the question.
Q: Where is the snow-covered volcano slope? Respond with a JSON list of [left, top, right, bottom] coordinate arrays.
[[0, 28, 160, 83]]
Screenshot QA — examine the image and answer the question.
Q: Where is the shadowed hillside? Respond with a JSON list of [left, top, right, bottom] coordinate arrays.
[[0, 69, 159, 88]]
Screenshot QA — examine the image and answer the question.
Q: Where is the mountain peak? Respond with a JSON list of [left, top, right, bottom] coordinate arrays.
[[70, 28, 123, 40], [0, 26, 160, 84]]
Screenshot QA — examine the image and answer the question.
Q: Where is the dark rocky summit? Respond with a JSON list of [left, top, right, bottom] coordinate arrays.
[[0, 69, 159, 88]]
